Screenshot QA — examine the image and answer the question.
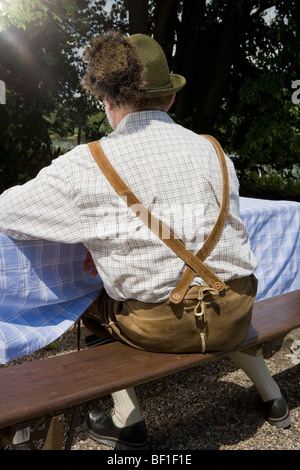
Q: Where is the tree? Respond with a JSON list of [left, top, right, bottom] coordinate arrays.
[[124, 0, 300, 197], [0, 0, 299, 198], [212, 0, 300, 181], [0, 0, 107, 191]]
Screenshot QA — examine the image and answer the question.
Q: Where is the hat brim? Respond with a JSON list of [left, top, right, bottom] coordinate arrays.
[[139, 73, 186, 98]]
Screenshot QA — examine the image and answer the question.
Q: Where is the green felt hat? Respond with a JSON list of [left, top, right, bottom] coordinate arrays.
[[128, 34, 186, 98]]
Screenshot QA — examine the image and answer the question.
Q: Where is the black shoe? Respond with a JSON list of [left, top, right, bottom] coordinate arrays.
[[84, 409, 151, 450], [265, 396, 291, 429]]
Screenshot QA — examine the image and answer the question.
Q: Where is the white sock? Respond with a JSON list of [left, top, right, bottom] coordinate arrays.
[[229, 351, 281, 402], [111, 387, 143, 428]]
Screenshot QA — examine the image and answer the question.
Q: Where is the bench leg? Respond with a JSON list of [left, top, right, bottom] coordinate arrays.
[[42, 414, 64, 450], [65, 405, 81, 450], [0, 421, 31, 446], [0, 414, 64, 450]]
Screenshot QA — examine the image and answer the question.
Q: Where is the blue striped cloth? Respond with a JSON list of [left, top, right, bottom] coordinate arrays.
[[0, 197, 299, 364], [240, 197, 300, 302], [0, 239, 102, 363]]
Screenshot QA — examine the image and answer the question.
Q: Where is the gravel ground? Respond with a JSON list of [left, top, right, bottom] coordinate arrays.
[[2, 326, 300, 451]]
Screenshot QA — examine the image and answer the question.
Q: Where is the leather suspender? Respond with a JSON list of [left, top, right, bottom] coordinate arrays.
[[169, 136, 229, 302], [88, 135, 229, 304]]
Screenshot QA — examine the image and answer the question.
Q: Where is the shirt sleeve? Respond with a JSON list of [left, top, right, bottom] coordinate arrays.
[[0, 152, 82, 243]]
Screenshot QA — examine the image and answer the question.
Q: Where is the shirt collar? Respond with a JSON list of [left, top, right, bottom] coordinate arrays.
[[115, 110, 174, 132]]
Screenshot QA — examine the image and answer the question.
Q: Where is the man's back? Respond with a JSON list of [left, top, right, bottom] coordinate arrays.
[[75, 110, 257, 301], [0, 110, 256, 302]]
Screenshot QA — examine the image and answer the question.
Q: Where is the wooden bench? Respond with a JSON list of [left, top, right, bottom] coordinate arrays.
[[0, 289, 299, 450]]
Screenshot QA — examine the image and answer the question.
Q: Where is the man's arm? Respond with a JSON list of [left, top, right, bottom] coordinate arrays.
[[0, 152, 82, 243]]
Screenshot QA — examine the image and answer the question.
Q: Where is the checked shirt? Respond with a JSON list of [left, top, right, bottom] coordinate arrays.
[[0, 111, 257, 302]]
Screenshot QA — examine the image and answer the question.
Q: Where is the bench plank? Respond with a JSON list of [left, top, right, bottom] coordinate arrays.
[[0, 289, 299, 430]]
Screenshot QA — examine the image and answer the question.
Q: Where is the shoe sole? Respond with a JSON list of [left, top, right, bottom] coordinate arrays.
[[268, 410, 291, 429], [84, 422, 151, 450]]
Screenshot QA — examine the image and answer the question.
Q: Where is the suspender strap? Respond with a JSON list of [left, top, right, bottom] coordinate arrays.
[[169, 135, 230, 303], [88, 135, 229, 303]]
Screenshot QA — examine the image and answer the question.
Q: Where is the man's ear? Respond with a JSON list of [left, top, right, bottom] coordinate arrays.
[[104, 97, 114, 111], [166, 93, 176, 111]]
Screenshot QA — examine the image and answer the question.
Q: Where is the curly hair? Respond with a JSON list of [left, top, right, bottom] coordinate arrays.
[[82, 30, 146, 106]]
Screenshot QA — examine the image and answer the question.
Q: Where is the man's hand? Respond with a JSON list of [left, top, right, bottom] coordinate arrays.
[[83, 250, 98, 278]]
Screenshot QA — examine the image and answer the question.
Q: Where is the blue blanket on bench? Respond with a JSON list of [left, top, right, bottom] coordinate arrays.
[[1, 197, 299, 364]]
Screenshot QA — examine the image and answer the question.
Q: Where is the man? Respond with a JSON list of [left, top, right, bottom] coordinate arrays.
[[0, 31, 290, 450]]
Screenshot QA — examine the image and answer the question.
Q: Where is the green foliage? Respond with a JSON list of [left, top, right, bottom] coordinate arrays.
[[217, 74, 300, 177], [0, 0, 299, 201], [0, 0, 49, 31], [0, 0, 104, 191], [193, 0, 300, 198], [0, 87, 58, 192], [0, 133, 61, 194], [0, 0, 91, 31], [238, 166, 300, 202]]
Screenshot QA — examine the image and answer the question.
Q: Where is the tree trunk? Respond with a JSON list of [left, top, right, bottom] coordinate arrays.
[[174, 1, 252, 134], [152, 0, 178, 64], [172, 0, 206, 119], [127, 0, 149, 34]]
